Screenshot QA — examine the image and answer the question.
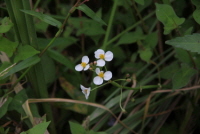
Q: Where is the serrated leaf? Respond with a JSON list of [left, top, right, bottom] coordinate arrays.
[[135, 0, 144, 5], [139, 48, 152, 62], [165, 33, 200, 54], [0, 17, 13, 33], [14, 45, 40, 63], [47, 49, 75, 70], [21, 10, 62, 27], [77, 4, 107, 25], [0, 36, 18, 57], [0, 55, 40, 79], [172, 64, 196, 89], [69, 121, 87, 134], [155, 3, 185, 35]]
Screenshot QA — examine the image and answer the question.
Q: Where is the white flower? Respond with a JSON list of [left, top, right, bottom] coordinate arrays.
[[80, 85, 91, 100], [93, 68, 112, 85], [75, 56, 90, 71], [94, 49, 113, 67]]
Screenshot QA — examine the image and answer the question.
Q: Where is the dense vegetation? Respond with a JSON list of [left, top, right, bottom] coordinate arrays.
[[1, 0, 200, 134]]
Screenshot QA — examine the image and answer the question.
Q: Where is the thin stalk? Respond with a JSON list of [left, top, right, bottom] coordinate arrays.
[[101, 0, 118, 50], [106, 11, 155, 47], [132, 0, 148, 33]]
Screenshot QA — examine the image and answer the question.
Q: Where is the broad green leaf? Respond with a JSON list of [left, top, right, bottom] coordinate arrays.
[[0, 36, 18, 57], [47, 49, 75, 70], [21, 10, 62, 27], [69, 121, 87, 134], [155, 3, 185, 35], [0, 97, 12, 118], [116, 27, 145, 46], [14, 45, 40, 63], [160, 62, 179, 79], [139, 48, 152, 62], [174, 48, 192, 65], [20, 121, 50, 134], [144, 32, 158, 49], [135, 0, 144, 5], [77, 4, 107, 25], [193, 8, 200, 25], [165, 33, 200, 54], [172, 64, 196, 89], [0, 17, 13, 33], [1, 55, 40, 79]]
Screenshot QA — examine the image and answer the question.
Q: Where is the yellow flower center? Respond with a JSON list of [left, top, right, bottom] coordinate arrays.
[[81, 62, 87, 67], [83, 89, 88, 94], [99, 54, 105, 59], [98, 72, 104, 78]]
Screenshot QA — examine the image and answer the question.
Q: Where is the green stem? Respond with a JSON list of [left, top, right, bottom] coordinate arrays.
[[101, 0, 118, 50], [106, 11, 155, 47]]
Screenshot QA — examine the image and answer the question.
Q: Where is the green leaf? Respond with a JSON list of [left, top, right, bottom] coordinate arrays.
[[41, 54, 56, 86], [144, 32, 158, 49], [165, 33, 200, 54], [69, 17, 105, 36], [193, 8, 200, 25], [21, 10, 62, 27], [139, 48, 153, 62], [69, 121, 87, 134], [172, 64, 197, 89], [89, 130, 107, 134], [160, 62, 179, 79], [8, 90, 28, 114], [14, 45, 40, 63], [20, 121, 50, 134], [116, 27, 145, 46], [0, 36, 18, 57], [0, 17, 13, 33], [0, 55, 40, 79], [0, 97, 12, 118], [192, 0, 200, 7], [135, 0, 144, 5], [47, 49, 75, 70], [76, 4, 107, 25], [155, 3, 185, 35], [174, 48, 192, 65]]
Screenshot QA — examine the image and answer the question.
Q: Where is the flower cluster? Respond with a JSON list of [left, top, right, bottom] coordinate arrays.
[[75, 49, 113, 99]]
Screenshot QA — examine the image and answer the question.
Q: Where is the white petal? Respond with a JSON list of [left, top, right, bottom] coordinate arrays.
[[96, 59, 105, 67], [83, 64, 90, 71], [93, 76, 103, 85], [75, 64, 83, 71], [105, 51, 113, 61], [95, 49, 105, 59], [82, 56, 89, 63], [95, 68, 100, 75], [104, 71, 112, 81], [80, 85, 85, 90], [85, 88, 91, 99]]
